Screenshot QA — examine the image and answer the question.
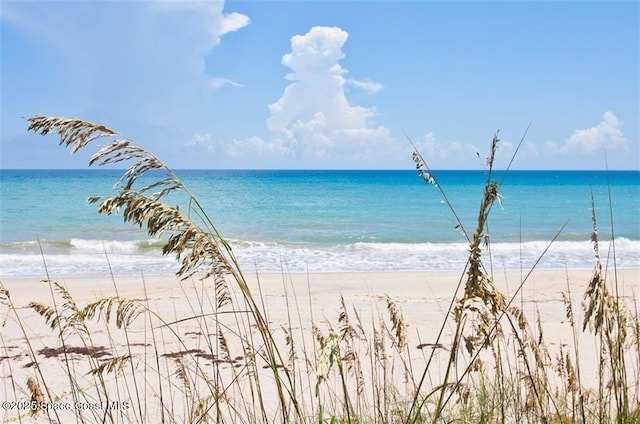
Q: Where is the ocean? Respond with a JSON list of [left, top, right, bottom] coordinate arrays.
[[0, 169, 638, 277]]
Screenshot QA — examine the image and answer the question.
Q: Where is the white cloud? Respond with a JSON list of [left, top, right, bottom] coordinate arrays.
[[185, 133, 216, 152], [412, 131, 520, 169], [415, 132, 479, 164], [226, 136, 288, 157], [345, 78, 383, 94], [209, 78, 244, 89], [220, 11, 251, 35], [140, 1, 250, 87], [228, 26, 392, 164], [561, 111, 627, 153], [5, 1, 250, 130], [151, 1, 250, 44]]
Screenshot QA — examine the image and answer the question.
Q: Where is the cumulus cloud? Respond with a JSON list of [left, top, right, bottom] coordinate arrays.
[[151, 1, 250, 43], [564, 111, 627, 152], [230, 26, 392, 164], [123, 2, 250, 95], [8, 1, 250, 130], [84, 1, 251, 153], [546, 111, 627, 154]]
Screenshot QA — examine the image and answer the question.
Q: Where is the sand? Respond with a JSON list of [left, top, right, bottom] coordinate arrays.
[[1, 268, 638, 422], [4, 268, 638, 306]]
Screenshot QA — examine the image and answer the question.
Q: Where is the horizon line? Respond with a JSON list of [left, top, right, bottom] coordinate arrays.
[[1, 167, 638, 172]]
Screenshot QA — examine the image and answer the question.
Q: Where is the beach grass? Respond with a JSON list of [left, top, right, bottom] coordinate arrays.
[[0, 116, 637, 423]]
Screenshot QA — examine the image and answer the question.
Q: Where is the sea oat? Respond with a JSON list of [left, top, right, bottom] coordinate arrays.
[[412, 151, 436, 185], [27, 115, 117, 153], [339, 295, 358, 341], [316, 332, 339, 396], [28, 116, 234, 309], [385, 295, 407, 350], [173, 357, 192, 398], [26, 376, 44, 414], [582, 191, 607, 331], [89, 354, 132, 376]]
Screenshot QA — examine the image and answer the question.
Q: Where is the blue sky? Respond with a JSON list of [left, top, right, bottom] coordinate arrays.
[[1, 0, 638, 169]]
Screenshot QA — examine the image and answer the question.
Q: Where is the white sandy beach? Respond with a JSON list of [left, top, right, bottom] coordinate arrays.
[[4, 268, 638, 306], [1, 268, 638, 422]]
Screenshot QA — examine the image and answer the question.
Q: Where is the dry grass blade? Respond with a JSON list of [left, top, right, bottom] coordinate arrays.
[[0, 283, 9, 303], [26, 376, 44, 414], [213, 274, 232, 308], [28, 302, 62, 331], [115, 299, 146, 329], [89, 139, 144, 166], [561, 292, 574, 323], [77, 295, 145, 328], [27, 115, 117, 153], [282, 325, 296, 368], [191, 394, 216, 424], [582, 191, 608, 333], [218, 328, 231, 362], [455, 135, 507, 320], [81, 297, 119, 322], [339, 295, 358, 341], [89, 354, 132, 376], [460, 188, 506, 316], [312, 324, 325, 347], [316, 332, 340, 395], [92, 188, 233, 304], [51, 280, 90, 337], [173, 357, 192, 398], [386, 295, 407, 350]]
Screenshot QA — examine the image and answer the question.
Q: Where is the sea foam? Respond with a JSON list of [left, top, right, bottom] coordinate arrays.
[[2, 237, 637, 277]]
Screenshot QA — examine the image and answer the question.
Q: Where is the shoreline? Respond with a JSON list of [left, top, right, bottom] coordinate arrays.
[[3, 237, 639, 276]]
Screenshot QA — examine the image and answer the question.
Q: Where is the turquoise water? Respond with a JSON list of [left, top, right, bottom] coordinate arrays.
[[1, 169, 638, 276]]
